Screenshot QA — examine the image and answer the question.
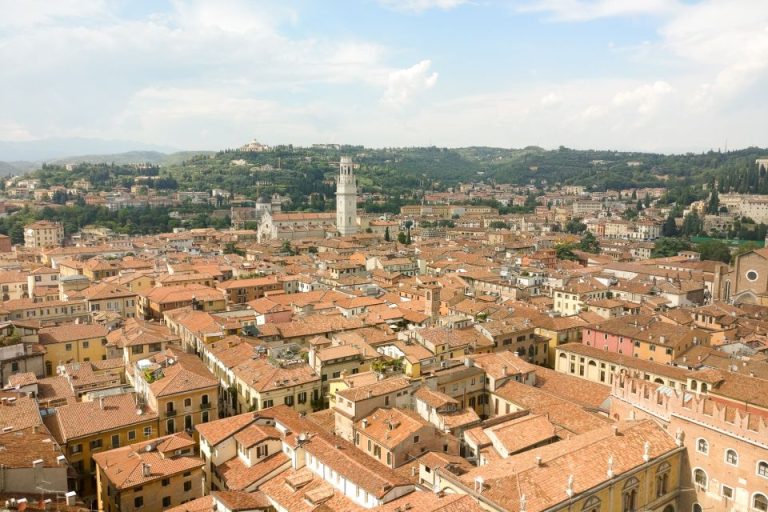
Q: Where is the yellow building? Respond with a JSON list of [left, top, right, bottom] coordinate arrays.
[[231, 358, 321, 415], [38, 323, 110, 375], [424, 420, 683, 512], [43, 393, 160, 499], [132, 348, 219, 438], [80, 282, 139, 319], [93, 432, 204, 512], [24, 220, 64, 248]]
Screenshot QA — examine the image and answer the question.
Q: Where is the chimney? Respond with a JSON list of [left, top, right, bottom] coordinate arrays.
[[612, 425, 619, 436], [142, 463, 151, 477], [502, 366, 508, 377], [362, 419, 368, 429], [367, 390, 373, 399], [535, 455, 542, 466], [65, 491, 77, 506], [606, 455, 614, 478], [99, 396, 105, 410]]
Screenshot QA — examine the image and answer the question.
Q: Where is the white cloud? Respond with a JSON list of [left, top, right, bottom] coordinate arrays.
[[518, 0, 680, 22], [612, 80, 673, 114], [540, 92, 564, 107], [378, 0, 467, 14], [381, 60, 439, 108]]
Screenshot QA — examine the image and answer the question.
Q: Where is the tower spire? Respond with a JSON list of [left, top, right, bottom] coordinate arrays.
[[336, 156, 358, 236]]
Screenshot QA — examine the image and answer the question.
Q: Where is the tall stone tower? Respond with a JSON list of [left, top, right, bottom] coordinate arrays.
[[336, 156, 358, 236]]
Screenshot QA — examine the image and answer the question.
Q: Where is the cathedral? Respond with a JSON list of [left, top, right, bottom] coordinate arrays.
[[257, 157, 359, 241]]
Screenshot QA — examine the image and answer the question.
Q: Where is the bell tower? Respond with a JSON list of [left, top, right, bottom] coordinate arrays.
[[336, 156, 358, 236]]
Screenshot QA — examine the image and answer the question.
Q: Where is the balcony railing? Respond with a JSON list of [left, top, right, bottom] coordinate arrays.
[[200, 402, 212, 410], [166, 409, 177, 417]]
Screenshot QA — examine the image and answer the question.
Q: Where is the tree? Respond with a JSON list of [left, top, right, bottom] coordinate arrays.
[[384, 226, 391, 242], [579, 231, 600, 253], [404, 220, 413, 245], [695, 239, 731, 263], [397, 231, 407, 244], [564, 218, 587, 234], [636, 199, 644, 211], [280, 240, 296, 256], [622, 208, 639, 221], [662, 213, 678, 237], [681, 211, 703, 236], [555, 243, 578, 261], [652, 237, 692, 258], [733, 241, 760, 258], [489, 221, 509, 229], [706, 184, 720, 215]]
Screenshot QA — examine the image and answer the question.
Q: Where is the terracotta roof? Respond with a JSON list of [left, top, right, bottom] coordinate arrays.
[[92, 432, 202, 490], [44, 393, 158, 442], [38, 323, 108, 344]]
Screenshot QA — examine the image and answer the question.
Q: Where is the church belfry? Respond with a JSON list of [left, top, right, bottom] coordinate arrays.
[[336, 156, 358, 236]]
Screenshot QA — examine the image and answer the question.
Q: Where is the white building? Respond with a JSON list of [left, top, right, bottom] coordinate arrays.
[[336, 156, 358, 236]]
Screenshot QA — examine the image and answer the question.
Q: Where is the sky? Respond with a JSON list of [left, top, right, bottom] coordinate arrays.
[[1, 0, 767, 153]]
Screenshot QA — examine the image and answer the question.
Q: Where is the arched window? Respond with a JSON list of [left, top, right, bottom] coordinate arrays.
[[623, 477, 639, 512], [656, 462, 671, 497], [692, 505, 702, 512], [758, 461, 768, 478], [754, 494, 768, 512], [693, 469, 708, 491], [696, 438, 708, 454], [725, 449, 738, 466], [582, 496, 601, 512]]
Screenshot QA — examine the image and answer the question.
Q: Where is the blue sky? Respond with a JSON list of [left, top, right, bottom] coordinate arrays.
[[1, 0, 767, 152]]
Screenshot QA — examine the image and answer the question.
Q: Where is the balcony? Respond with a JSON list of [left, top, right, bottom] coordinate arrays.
[[166, 409, 177, 417], [200, 402, 212, 410]]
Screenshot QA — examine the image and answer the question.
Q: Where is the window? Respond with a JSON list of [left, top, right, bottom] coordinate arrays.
[[83, 341, 89, 349], [263, 399, 273, 408], [90, 439, 103, 450], [71, 444, 82, 455], [10, 362, 18, 372], [693, 469, 708, 491], [166, 402, 175, 413], [758, 461, 768, 478], [184, 415, 192, 431], [722, 485, 734, 500], [298, 392, 307, 404], [582, 496, 601, 512], [162, 478, 170, 487], [725, 449, 739, 466], [111, 434, 120, 448], [622, 477, 639, 512], [201, 394, 209, 405], [656, 462, 670, 497], [65, 343, 72, 351], [184, 398, 192, 408], [696, 438, 708, 454], [202, 411, 209, 423], [166, 419, 175, 434], [386, 452, 391, 466], [132, 345, 143, 355], [134, 497, 143, 508], [144, 427, 152, 437], [413, 435, 420, 443], [755, 494, 768, 512], [184, 481, 192, 492], [162, 497, 171, 508], [284, 395, 294, 406], [746, 270, 759, 282]]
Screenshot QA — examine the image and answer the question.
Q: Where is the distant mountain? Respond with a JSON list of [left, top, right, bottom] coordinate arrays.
[[49, 150, 214, 166], [0, 137, 179, 162]]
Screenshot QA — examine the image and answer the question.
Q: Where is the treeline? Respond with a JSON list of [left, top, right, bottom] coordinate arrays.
[[0, 204, 231, 244]]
